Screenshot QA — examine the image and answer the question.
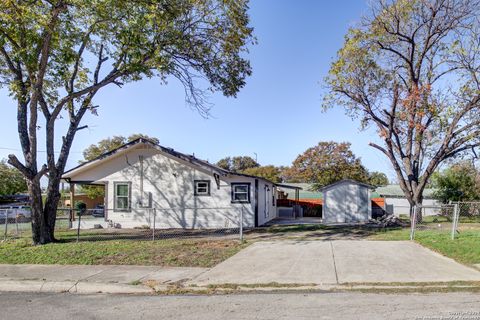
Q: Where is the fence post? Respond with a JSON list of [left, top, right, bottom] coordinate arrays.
[[3, 211, 7, 241], [410, 205, 417, 241], [15, 209, 19, 237], [76, 209, 81, 243], [456, 203, 461, 234], [239, 207, 244, 243], [69, 208, 73, 229], [451, 203, 459, 240], [152, 208, 156, 241]]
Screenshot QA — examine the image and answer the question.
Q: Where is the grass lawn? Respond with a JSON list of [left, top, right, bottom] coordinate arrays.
[[0, 238, 248, 267], [372, 229, 480, 266], [2, 219, 479, 268]]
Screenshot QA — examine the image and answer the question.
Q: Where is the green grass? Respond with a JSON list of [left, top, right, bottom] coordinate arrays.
[[0, 238, 248, 267], [372, 229, 480, 265]]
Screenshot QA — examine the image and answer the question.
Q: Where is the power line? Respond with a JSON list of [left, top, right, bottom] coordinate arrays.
[[0, 147, 83, 154]]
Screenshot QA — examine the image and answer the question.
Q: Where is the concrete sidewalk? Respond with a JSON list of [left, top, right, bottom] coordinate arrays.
[[0, 264, 207, 294]]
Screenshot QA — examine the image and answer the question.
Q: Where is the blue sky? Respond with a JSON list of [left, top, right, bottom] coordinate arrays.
[[0, 1, 396, 180]]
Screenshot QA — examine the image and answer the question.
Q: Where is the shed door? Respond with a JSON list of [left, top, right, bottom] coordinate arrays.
[[326, 187, 345, 223], [344, 184, 358, 222], [357, 187, 369, 221]]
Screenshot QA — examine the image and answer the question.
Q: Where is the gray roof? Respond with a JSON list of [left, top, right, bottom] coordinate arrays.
[[318, 179, 375, 192], [375, 184, 436, 198], [63, 138, 230, 178], [62, 138, 281, 186]]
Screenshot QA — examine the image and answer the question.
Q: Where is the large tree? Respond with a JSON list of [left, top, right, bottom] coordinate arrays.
[[0, 0, 254, 244], [284, 141, 369, 187], [325, 0, 480, 220], [368, 171, 389, 186], [82, 134, 159, 161], [431, 161, 480, 202], [0, 160, 27, 196], [242, 165, 283, 183], [216, 156, 259, 172]]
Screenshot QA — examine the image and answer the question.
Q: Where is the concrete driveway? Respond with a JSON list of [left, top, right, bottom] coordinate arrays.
[[192, 240, 480, 285]]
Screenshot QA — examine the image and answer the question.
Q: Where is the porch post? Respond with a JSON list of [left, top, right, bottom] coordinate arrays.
[[70, 182, 75, 223], [104, 182, 108, 222]]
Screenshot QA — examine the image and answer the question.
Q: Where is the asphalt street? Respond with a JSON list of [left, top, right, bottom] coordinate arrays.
[[1, 291, 479, 320]]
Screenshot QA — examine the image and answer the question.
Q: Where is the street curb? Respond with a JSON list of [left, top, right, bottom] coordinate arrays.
[[0, 280, 154, 294], [1, 279, 479, 295]]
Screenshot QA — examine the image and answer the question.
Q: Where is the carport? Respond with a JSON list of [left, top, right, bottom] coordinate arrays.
[[275, 184, 302, 219], [61, 179, 107, 228]]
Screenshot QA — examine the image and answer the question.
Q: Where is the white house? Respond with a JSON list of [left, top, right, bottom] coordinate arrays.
[[375, 185, 441, 217], [62, 138, 290, 229], [320, 179, 374, 223]]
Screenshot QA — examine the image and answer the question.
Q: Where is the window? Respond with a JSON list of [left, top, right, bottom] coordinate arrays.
[[114, 182, 131, 211], [194, 180, 211, 196], [231, 183, 250, 203]]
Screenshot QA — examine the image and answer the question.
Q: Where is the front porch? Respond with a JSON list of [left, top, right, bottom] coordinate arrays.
[[61, 180, 108, 229]]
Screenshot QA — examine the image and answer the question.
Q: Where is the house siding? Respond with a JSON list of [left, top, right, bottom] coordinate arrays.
[[66, 145, 271, 229], [384, 197, 440, 217], [257, 179, 277, 226], [322, 181, 372, 223]]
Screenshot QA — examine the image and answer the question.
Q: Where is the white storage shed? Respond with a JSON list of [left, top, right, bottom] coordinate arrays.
[[320, 179, 374, 223]]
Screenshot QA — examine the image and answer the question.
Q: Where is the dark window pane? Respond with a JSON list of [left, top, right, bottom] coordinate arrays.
[[234, 185, 248, 193], [116, 184, 129, 196]]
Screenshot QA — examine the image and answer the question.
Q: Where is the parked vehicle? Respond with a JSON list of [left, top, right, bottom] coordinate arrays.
[[92, 205, 105, 217]]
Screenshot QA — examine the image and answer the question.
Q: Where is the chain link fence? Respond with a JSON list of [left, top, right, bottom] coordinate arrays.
[[389, 202, 480, 240], [0, 207, 73, 241], [1, 207, 246, 243], [408, 204, 456, 240]]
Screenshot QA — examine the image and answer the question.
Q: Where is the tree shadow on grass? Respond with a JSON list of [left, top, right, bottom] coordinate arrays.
[[247, 224, 405, 241]]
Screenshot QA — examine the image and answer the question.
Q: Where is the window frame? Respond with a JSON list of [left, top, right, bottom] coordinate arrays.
[[194, 180, 211, 196], [114, 181, 132, 212], [231, 182, 251, 203]]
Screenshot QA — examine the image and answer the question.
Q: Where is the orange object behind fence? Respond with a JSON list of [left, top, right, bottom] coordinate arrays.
[[277, 198, 386, 218]]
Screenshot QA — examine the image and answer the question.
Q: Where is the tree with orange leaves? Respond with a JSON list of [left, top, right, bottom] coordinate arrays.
[[325, 0, 480, 221]]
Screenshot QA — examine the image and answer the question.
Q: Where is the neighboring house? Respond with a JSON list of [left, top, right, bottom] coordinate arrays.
[[62, 138, 294, 229], [376, 185, 440, 216], [320, 180, 374, 223]]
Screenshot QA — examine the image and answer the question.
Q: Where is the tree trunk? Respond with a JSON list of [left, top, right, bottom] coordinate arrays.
[[410, 197, 423, 224], [43, 176, 62, 243], [27, 179, 43, 245], [27, 176, 61, 245]]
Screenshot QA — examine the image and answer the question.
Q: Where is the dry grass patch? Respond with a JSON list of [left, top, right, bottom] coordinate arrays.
[[0, 238, 249, 267]]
